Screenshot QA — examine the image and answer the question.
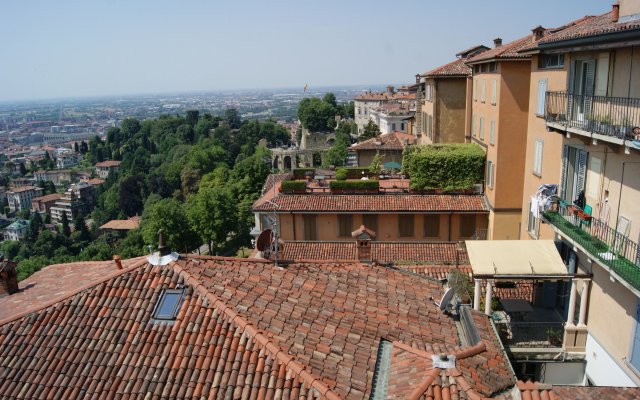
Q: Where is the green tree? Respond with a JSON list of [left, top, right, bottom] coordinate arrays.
[[60, 213, 71, 237], [359, 120, 380, 142], [29, 212, 43, 240], [224, 108, 242, 129], [322, 92, 337, 107], [19, 163, 27, 176], [120, 118, 141, 139], [298, 97, 337, 132], [74, 142, 79, 153], [369, 152, 383, 175], [185, 110, 199, 127], [177, 124, 195, 143], [119, 175, 145, 217], [142, 198, 198, 253], [187, 187, 234, 254], [73, 215, 90, 242]]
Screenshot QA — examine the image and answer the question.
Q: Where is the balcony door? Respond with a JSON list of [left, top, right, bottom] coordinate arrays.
[[561, 145, 588, 203], [570, 59, 595, 123]]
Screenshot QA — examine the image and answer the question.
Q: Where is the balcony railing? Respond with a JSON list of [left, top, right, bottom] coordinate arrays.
[[494, 320, 565, 349], [542, 206, 640, 292], [545, 91, 640, 140]]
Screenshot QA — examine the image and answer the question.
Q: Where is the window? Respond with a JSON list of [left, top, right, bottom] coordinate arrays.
[[560, 146, 587, 202], [491, 79, 497, 105], [488, 62, 497, 73], [533, 139, 544, 176], [630, 303, 640, 372], [539, 54, 564, 69], [423, 215, 440, 237], [401, 122, 405, 131], [527, 201, 539, 238], [480, 64, 488, 73], [486, 160, 495, 189], [338, 214, 353, 237], [481, 79, 486, 102], [489, 120, 495, 145], [472, 113, 477, 136], [421, 111, 426, 132], [153, 288, 185, 320], [398, 215, 414, 237], [536, 79, 547, 116], [479, 116, 485, 140], [459, 215, 477, 238], [473, 80, 477, 101], [303, 214, 317, 240], [362, 214, 378, 234]]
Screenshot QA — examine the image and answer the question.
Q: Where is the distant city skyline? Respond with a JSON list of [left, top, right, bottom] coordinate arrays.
[[2, 0, 607, 102]]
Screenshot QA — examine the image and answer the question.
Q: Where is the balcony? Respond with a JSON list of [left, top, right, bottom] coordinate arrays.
[[542, 205, 640, 294], [545, 91, 640, 144]]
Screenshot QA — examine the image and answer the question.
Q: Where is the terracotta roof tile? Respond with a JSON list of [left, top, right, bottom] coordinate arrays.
[[99, 217, 141, 231], [350, 132, 416, 151], [420, 58, 472, 77], [466, 34, 539, 63], [94, 160, 121, 167], [518, 380, 640, 399], [32, 193, 62, 203], [253, 194, 488, 213], [539, 12, 640, 45]]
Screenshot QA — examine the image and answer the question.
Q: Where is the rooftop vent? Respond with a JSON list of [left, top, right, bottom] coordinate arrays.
[[147, 229, 179, 266], [352, 225, 376, 262], [493, 37, 502, 48], [532, 25, 545, 40], [612, 1, 619, 23]]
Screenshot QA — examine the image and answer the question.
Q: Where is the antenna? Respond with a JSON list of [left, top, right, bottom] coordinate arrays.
[[433, 287, 455, 312]]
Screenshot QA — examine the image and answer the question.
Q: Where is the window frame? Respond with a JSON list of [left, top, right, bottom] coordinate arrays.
[[533, 139, 544, 177], [489, 119, 495, 145], [398, 214, 415, 238], [152, 288, 186, 321], [486, 160, 495, 189], [479, 116, 485, 141], [303, 214, 318, 240], [481, 79, 486, 103], [491, 79, 497, 105], [423, 214, 440, 238], [539, 54, 565, 69], [459, 215, 477, 238], [337, 214, 354, 237], [362, 214, 378, 234]]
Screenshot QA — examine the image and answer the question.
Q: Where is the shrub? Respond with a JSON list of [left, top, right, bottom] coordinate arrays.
[[292, 168, 314, 179], [330, 180, 379, 192], [281, 180, 307, 193], [335, 168, 347, 181], [343, 167, 371, 179], [405, 144, 484, 192]]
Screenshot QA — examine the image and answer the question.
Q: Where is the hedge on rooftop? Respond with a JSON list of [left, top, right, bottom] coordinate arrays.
[[404, 144, 484, 191]]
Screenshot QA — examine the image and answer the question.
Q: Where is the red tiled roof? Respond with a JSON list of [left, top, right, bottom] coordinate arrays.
[[517, 380, 640, 399], [420, 58, 472, 77], [99, 217, 141, 231], [539, 11, 640, 45], [350, 132, 416, 151], [354, 91, 416, 102], [0, 257, 146, 321], [466, 33, 539, 64], [261, 172, 292, 196], [87, 177, 105, 185], [31, 193, 61, 203], [456, 44, 490, 58], [280, 241, 470, 264], [0, 255, 516, 399], [8, 186, 39, 193], [253, 194, 488, 213], [95, 160, 121, 167]]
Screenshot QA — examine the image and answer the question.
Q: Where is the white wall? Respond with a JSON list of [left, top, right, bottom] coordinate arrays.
[[541, 362, 585, 385], [585, 333, 638, 386]]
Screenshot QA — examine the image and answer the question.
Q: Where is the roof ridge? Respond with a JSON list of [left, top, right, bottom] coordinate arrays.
[[172, 260, 342, 400], [0, 256, 149, 326]]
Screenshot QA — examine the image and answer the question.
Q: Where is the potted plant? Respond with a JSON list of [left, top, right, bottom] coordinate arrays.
[[546, 327, 563, 347]]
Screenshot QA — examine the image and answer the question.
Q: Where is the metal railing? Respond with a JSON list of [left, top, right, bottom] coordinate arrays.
[[495, 321, 565, 348], [545, 91, 640, 139], [542, 205, 640, 291]]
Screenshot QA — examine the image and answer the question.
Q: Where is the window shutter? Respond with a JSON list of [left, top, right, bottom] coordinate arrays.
[[473, 80, 477, 101], [491, 79, 497, 105], [594, 53, 610, 97], [481, 79, 486, 102], [584, 60, 595, 115], [537, 79, 547, 115], [576, 149, 588, 195], [560, 145, 568, 198], [489, 120, 495, 144], [479, 116, 485, 140]]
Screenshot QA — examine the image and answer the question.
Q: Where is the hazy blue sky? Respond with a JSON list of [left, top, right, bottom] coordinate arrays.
[[1, 0, 608, 102]]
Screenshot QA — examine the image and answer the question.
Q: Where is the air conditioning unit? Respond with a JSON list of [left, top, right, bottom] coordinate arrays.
[[473, 184, 483, 194]]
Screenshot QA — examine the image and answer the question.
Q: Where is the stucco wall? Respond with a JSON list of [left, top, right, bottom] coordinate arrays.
[[436, 78, 468, 144]]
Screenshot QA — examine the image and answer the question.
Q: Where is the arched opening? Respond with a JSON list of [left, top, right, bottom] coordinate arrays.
[[312, 153, 322, 167], [283, 156, 292, 171], [273, 156, 279, 170]]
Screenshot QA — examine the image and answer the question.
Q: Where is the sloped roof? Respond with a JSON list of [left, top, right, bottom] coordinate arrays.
[[99, 217, 141, 231], [0, 255, 516, 399], [32, 193, 62, 203], [420, 58, 472, 77], [466, 33, 539, 64], [95, 160, 121, 167], [538, 11, 640, 45], [279, 241, 469, 264], [253, 194, 489, 213], [350, 132, 416, 151]]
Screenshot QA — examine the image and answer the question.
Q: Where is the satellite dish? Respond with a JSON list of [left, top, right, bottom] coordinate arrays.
[[255, 229, 273, 251], [434, 287, 455, 311]]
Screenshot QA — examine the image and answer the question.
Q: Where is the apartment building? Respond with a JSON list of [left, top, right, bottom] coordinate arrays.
[[521, 1, 640, 386], [95, 160, 121, 179], [50, 183, 97, 223], [416, 45, 488, 145], [31, 193, 62, 215], [466, 34, 535, 240], [7, 186, 44, 213], [252, 172, 489, 246], [353, 85, 416, 135]]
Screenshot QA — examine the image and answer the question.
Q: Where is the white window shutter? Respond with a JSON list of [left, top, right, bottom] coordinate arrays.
[[489, 120, 495, 145], [537, 79, 547, 115], [560, 145, 568, 198], [491, 80, 497, 105], [576, 149, 588, 195]]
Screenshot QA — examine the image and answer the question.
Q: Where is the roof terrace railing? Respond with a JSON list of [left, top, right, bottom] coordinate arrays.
[[542, 204, 640, 292], [545, 91, 640, 140]]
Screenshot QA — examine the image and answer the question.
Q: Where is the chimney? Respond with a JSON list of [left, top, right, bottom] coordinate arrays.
[[0, 260, 19, 297], [532, 26, 545, 41], [493, 38, 502, 48], [157, 229, 170, 257], [612, 1, 620, 23], [113, 255, 123, 270], [352, 225, 376, 262]]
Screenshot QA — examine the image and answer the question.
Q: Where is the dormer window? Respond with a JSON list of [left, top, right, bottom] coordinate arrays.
[[152, 287, 185, 320]]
